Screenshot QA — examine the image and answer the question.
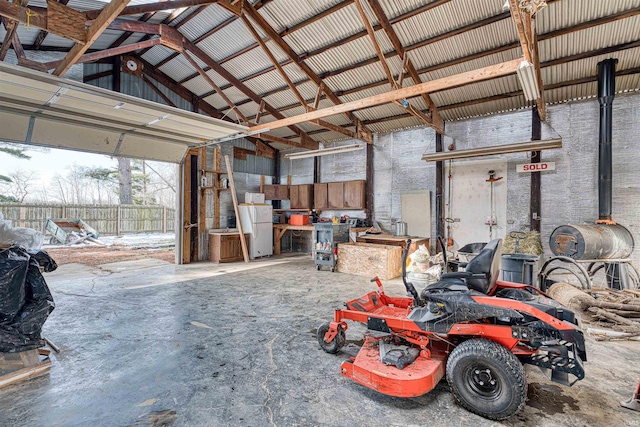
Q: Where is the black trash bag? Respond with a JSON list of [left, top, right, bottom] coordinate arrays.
[[0, 246, 55, 353], [28, 250, 58, 273]]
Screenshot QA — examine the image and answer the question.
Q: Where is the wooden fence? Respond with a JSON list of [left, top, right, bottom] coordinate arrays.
[[0, 204, 176, 236]]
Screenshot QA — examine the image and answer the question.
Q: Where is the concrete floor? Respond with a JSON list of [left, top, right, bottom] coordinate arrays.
[[0, 255, 639, 427]]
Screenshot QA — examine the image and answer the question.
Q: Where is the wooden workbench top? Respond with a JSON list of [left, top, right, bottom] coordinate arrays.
[[357, 234, 428, 246]]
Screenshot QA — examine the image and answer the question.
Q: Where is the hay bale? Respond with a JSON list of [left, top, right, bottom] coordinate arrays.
[[502, 231, 543, 255]]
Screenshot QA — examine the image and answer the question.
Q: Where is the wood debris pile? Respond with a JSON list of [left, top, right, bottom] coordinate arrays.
[[547, 282, 640, 340]]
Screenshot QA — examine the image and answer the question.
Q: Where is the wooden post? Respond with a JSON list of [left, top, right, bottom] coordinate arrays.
[[435, 132, 444, 249], [162, 206, 167, 233], [530, 106, 542, 232], [365, 142, 374, 226], [214, 147, 221, 229], [116, 205, 121, 235], [198, 146, 207, 234], [224, 155, 249, 263]]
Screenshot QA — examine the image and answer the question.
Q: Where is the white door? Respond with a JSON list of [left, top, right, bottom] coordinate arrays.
[[445, 159, 507, 246]]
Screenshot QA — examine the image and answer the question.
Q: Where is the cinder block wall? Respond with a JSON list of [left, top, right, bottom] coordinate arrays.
[[307, 92, 640, 266]]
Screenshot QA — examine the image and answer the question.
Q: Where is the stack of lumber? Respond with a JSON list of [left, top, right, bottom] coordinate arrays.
[[547, 283, 640, 340]]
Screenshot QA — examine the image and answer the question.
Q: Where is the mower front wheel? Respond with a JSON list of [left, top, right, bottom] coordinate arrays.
[[446, 338, 526, 420], [317, 322, 346, 354]]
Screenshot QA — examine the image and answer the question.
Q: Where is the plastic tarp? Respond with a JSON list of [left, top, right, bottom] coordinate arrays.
[[0, 220, 44, 251], [0, 246, 56, 353]]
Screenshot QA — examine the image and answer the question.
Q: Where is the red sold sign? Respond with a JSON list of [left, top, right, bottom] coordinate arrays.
[[516, 162, 555, 173]]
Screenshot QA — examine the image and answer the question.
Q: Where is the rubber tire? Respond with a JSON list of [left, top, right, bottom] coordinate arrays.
[[446, 339, 526, 421], [317, 322, 346, 354]]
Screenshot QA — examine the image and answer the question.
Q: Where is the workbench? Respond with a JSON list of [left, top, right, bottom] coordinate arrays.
[[357, 234, 429, 248], [272, 224, 315, 255]]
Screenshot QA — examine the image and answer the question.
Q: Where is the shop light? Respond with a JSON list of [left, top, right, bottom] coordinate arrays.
[[284, 143, 364, 160], [516, 60, 541, 101], [421, 138, 562, 162]]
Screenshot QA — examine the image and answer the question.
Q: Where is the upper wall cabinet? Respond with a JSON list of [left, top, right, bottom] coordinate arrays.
[[290, 184, 313, 209], [343, 180, 365, 209], [263, 184, 289, 200]]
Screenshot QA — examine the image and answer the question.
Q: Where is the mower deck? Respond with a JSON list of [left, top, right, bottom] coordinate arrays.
[[341, 337, 446, 398]]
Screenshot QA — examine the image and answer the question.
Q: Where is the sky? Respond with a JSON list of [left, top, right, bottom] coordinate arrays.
[[0, 144, 117, 185]]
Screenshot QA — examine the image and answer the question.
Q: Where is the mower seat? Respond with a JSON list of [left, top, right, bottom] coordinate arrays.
[[421, 239, 503, 297]]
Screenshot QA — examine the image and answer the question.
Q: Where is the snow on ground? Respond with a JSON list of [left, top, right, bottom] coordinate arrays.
[[44, 232, 176, 249]]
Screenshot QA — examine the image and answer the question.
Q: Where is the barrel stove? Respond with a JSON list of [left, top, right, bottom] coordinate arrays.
[[549, 58, 635, 289]]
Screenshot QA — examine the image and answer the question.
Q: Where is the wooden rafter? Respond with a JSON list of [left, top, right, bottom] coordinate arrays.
[[248, 59, 521, 134], [108, 12, 155, 49], [180, 40, 318, 149], [366, 0, 444, 133], [240, 14, 357, 140], [44, 38, 160, 70], [54, 0, 131, 76], [216, 3, 639, 122], [354, 0, 444, 133], [508, 0, 546, 120], [242, 0, 373, 144], [0, 0, 85, 44], [32, 0, 70, 50], [84, 0, 221, 20], [140, 75, 178, 108], [0, 17, 18, 61], [181, 48, 250, 124]]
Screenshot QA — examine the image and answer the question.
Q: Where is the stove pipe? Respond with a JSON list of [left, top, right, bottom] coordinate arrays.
[[597, 58, 618, 222]]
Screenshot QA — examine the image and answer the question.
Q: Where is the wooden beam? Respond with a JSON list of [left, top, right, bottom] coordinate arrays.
[[54, 0, 131, 76], [83, 69, 112, 82], [45, 38, 159, 69], [33, 0, 70, 50], [243, 1, 373, 144], [248, 59, 521, 134], [0, 17, 18, 61], [367, 0, 444, 133], [107, 19, 161, 35], [181, 48, 250, 124], [0, 0, 86, 44], [508, 0, 546, 120], [183, 39, 318, 149], [221, 0, 631, 121], [224, 155, 249, 263], [240, 14, 353, 138], [85, 0, 220, 20], [354, 0, 395, 85], [241, 14, 307, 107], [141, 74, 177, 107], [108, 12, 155, 49]]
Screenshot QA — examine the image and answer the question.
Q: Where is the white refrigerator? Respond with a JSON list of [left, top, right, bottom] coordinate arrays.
[[238, 204, 273, 259]]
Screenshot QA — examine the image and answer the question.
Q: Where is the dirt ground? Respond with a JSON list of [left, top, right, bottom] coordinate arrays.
[[46, 246, 175, 267]]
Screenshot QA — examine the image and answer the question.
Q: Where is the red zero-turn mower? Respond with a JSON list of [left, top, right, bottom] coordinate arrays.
[[317, 239, 587, 420]]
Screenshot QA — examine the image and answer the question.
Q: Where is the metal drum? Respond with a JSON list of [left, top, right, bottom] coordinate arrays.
[[549, 224, 634, 260]]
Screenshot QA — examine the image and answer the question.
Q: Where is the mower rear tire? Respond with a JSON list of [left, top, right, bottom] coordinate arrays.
[[317, 322, 345, 354], [446, 338, 526, 420]]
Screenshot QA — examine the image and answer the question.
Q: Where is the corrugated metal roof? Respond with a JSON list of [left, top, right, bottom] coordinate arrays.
[[178, 6, 235, 41], [7, 0, 640, 146]]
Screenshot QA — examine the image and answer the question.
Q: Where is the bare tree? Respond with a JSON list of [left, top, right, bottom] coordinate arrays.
[[0, 169, 38, 202]]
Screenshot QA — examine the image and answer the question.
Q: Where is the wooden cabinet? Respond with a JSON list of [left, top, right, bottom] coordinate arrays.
[[314, 180, 366, 211], [209, 232, 250, 263], [314, 183, 328, 210], [290, 184, 313, 209], [343, 180, 365, 209], [263, 184, 288, 200], [327, 182, 344, 209]]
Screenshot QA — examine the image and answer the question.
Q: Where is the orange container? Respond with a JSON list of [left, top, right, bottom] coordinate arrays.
[[289, 214, 310, 225]]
